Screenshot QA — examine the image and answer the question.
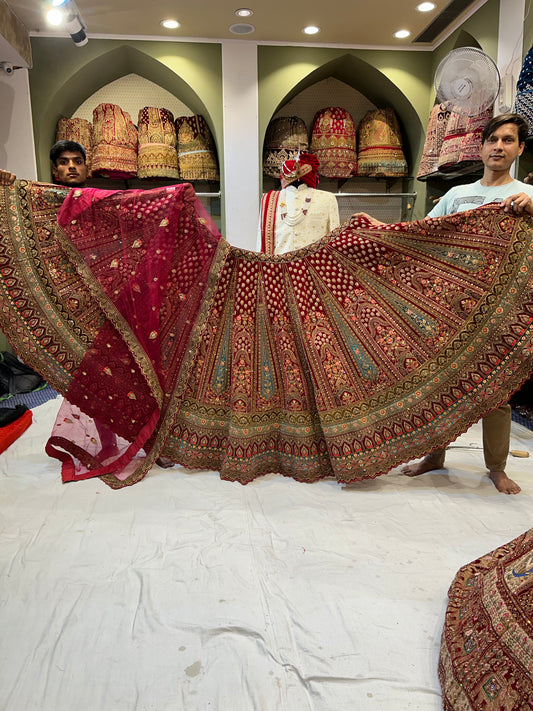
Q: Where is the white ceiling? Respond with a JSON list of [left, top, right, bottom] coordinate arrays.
[[6, 0, 488, 50]]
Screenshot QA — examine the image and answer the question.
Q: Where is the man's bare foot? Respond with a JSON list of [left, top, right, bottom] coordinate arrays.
[[489, 471, 521, 495], [156, 456, 175, 469], [402, 459, 441, 477]]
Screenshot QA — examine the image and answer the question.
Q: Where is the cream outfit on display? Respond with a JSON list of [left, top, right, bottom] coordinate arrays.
[[258, 183, 340, 254]]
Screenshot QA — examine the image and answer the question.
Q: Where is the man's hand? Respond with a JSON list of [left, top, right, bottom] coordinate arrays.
[[351, 211, 386, 227], [0, 169, 15, 186], [502, 192, 533, 215]]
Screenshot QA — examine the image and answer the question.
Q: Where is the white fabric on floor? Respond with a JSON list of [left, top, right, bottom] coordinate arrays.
[[0, 397, 531, 710]]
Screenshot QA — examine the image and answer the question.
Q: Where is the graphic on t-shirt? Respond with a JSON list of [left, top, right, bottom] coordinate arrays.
[[451, 195, 502, 213]]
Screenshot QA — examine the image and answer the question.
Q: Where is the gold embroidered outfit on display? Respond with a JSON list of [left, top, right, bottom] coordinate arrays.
[[310, 107, 358, 178], [137, 107, 180, 179], [0, 181, 533, 489], [55, 117, 94, 175], [91, 103, 138, 179], [176, 115, 219, 181], [263, 116, 309, 179], [357, 108, 408, 177]]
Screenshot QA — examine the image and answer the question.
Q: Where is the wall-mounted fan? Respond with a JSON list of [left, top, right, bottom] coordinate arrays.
[[434, 47, 501, 116]]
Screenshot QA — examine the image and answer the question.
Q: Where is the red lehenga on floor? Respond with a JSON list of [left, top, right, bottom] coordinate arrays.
[[0, 180, 532, 488], [439, 527, 533, 709]]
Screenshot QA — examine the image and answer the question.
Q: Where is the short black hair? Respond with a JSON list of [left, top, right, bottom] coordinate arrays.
[[49, 140, 87, 165], [482, 113, 529, 144]]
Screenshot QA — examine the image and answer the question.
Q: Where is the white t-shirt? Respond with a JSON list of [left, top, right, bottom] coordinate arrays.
[[427, 178, 533, 217]]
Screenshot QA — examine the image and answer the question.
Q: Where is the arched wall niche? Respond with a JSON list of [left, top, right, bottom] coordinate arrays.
[[73, 74, 194, 125], [29, 40, 222, 181], [262, 54, 424, 174], [453, 31, 482, 50]]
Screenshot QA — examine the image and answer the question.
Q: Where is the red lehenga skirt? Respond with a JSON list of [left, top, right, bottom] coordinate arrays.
[[439, 528, 533, 708], [0, 181, 532, 488]]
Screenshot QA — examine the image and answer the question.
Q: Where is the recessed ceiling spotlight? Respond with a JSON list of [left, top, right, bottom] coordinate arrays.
[[161, 19, 180, 29], [394, 29, 411, 39], [302, 25, 320, 35], [417, 2, 436, 10], [47, 8, 64, 25], [229, 22, 255, 34], [235, 8, 253, 17]]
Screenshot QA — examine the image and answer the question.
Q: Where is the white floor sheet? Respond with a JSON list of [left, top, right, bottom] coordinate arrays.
[[0, 397, 531, 711]]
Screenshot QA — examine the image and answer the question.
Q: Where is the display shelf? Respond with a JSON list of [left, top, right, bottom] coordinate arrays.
[[335, 192, 417, 223], [86, 176, 220, 192], [417, 161, 483, 182]]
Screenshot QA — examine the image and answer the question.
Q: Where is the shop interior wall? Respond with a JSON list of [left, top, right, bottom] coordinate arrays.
[[258, 47, 431, 217], [26, 0, 503, 229], [28, 37, 223, 187], [258, 45, 432, 220]]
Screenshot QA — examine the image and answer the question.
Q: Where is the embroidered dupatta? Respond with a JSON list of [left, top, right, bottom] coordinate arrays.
[[1, 180, 532, 488]]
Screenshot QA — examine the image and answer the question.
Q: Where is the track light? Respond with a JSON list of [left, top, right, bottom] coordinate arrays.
[[65, 13, 87, 46], [46, 0, 88, 46]]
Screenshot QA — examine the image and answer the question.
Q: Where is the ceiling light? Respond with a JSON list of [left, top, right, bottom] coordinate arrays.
[[235, 8, 253, 17], [161, 19, 180, 29], [417, 2, 436, 10], [47, 8, 64, 25], [229, 22, 255, 34], [394, 29, 411, 39], [51, 0, 68, 6], [302, 25, 320, 35]]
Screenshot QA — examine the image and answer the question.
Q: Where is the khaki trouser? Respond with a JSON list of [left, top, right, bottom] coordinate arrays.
[[423, 404, 511, 472]]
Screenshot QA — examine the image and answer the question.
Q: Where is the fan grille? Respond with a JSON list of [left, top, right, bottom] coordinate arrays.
[[434, 47, 500, 117]]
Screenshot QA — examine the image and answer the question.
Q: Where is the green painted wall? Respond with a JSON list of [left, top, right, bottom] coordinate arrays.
[[29, 37, 223, 183], [430, 0, 500, 106], [258, 46, 431, 219], [257, 0, 502, 219], [258, 46, 432, 152], [27, 0, 503, 223]]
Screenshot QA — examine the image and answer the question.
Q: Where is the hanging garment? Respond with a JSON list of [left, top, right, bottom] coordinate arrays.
[[176, 115, 219, 181], [55, 117, 94, 176], [263, 116, 309, 179], [1, 181, 533, 488], [357, 108, 407, 177], [439, 527, 533, 710], [417, 104, 451, 179], [310, 107, 358, 179], [137, 107, 180, 179], [437, 108, 492, 172], [514, 45, 533, 138], [91, 103, 138, 179]]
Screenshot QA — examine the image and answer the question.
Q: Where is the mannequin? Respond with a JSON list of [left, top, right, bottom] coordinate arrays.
[[258, 153, 340, 254]]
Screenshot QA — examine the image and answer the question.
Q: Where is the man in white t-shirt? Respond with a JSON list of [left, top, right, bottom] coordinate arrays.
[[354, 113, 533, 494]]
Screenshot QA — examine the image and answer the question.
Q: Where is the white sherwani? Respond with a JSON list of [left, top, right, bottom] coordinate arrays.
[[258, 184, 340, 254]]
